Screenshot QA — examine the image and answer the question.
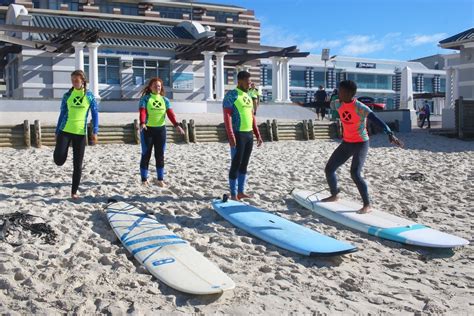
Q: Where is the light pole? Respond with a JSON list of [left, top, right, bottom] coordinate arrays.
[[321, 48, 330, 89]]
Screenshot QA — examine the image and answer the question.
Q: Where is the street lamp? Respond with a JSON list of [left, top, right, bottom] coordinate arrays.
[[321, 48, 330, 89]]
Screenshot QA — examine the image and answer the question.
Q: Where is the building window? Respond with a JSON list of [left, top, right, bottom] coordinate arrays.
[[233, 29, 247, 44], [290, 70, 305, 87], [224, 69, 235, 85], [207, 11, 238, 23], [424, 77, 434, 93], [154, 6, 190, 19], [439, 78, 446, 93], [99, 3, 138, 15], [132, 59, 170, 86], [266, 69, 272, 86], [84, 56, 120, 85], [313, 71, 325, 87], [348, 73, 391, 90]]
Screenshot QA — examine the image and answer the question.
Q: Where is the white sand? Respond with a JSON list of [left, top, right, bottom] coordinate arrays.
[[0, 130, 472, 314]]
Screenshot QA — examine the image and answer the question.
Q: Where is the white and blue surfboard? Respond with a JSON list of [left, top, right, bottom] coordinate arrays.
[[105, 200, 235, 295], [291, 189, 470, 248], [211, 196, 357, 256]]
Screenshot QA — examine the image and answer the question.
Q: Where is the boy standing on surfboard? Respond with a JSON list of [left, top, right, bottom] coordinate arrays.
[[223, 71, 263, 201], [321, 80, 404, 213]]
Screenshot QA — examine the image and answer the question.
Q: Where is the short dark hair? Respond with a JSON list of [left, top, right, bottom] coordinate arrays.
[[339, 80, 357, 97], [237, 71, 251, 81]]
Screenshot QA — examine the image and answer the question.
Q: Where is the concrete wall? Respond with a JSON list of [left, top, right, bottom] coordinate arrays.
[[375, 109, 413, 133]]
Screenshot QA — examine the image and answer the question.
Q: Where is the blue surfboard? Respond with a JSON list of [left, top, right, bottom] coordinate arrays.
[[211, 196, 357, 256]]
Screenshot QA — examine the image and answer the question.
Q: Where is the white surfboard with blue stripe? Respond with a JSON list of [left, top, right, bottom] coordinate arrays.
[[291, 190, 469, 248], [106, 201, 235, 295]]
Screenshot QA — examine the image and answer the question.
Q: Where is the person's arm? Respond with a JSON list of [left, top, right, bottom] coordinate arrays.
[[366, 110, 404, 147], [89, 92, 99, 135], [252, 113, 263, 147], [164, 97, 179, 127], [138, 96, 148, 128], [223, 91, 237, 147], [56, 94, 68, 135]]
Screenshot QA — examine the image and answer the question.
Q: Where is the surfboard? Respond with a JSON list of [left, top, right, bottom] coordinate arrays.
[[105, 200, 235, 295], [291, 189, 469, 248], [211, 196, 357, 256]]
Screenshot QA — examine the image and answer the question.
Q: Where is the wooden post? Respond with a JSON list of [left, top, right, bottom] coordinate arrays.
[[302, 119, 309, 140], [272, 119, 279, 141], [23, 120, 31, 147], [188, 119, 196, 143], [266, 119, 273, 142], [133, 119, 140, 144], [182, 119, 189, 143], [34, 120, 41, 148], [308, 119, 315, 140], [458, 96, 464, 139]]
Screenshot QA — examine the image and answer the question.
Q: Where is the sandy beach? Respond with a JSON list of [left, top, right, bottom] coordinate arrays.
[[0, 130, 472, 315]]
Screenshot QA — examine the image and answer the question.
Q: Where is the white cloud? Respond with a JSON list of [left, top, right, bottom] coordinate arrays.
[[339, 35, 385, 56], [406, 33, 447, 46], [259, 20, 446, 58]]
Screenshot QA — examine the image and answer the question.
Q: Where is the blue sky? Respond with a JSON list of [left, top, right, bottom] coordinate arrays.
[[203, 0, 473, 60]]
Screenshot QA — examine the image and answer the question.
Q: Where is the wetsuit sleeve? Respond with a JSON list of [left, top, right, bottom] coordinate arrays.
[[56, 94, 68, 135], [252, 113, 261, 139], [89, 93, 99, 135], [166, 109, 179, 127], [163, 97, 178, 127], [368, 112, 393, 135], [223, 108, 235, 144], [223, 90, 237, 109], [139, 95, 147, 125], [139, 108, 147, 125]]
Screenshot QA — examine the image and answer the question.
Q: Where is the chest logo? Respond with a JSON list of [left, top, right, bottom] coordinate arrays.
[[342, 111, 352, 122]]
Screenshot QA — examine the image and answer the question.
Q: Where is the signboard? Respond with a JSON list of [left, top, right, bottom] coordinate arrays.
[[172, 72, 193, 90], [356, 62, 376, 69]]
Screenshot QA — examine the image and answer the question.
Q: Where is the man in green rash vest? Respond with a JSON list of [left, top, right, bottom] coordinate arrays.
[[223, 71, 263, 201]]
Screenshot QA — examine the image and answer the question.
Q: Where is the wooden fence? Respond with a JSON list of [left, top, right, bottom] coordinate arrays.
[[0, 119, 337, 148]]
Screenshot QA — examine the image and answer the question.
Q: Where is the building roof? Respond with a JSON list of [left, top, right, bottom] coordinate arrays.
[[439, 28, 474, 50], [31, 14, 194, 50]]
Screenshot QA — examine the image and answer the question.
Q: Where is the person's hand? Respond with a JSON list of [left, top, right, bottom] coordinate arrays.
[[91, 134, 98, 145], [229, 136, 236, 148], [257, 137, 263, 147], [175, 125, 185, 135], [140, 123, 147, 131], [389, 134, 404, 148]]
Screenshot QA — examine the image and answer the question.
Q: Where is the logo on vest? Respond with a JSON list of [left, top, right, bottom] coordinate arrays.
[[151, 99, 164, 110], [342, 111, 352, 123], [72, 95, 85, 108], [243, 96, 252, 107]]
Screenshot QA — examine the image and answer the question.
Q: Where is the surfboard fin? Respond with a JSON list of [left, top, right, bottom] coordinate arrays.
[[222, 194, 229, 203]]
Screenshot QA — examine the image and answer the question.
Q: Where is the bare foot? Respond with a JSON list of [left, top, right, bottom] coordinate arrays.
[[358, 205, 372, 214], [321, 195, 338, 202], [237, 193, 252, 200], [71, 193, 80, 200], [156, 180, 166, 188], [230, 195, 239, 201], [142, 180, 149, 186]]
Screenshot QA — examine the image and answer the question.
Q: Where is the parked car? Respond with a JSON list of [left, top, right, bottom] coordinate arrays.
[[357, 96, 385, 111]]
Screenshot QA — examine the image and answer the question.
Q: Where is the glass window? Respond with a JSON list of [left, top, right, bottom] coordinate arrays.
[[154, 6, 191, 19], [224, 69, 235, 85], [84, 56, 120, 85], [375, 75, 390, 90], [266, 69, 272, 86], [439, 78, 446, 93], [424, 77, 434, 93], [132, 59, 170, 86], [313, 71, 325, 87], [290, 70, 305, 87], [206, 11, 238, 23]]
